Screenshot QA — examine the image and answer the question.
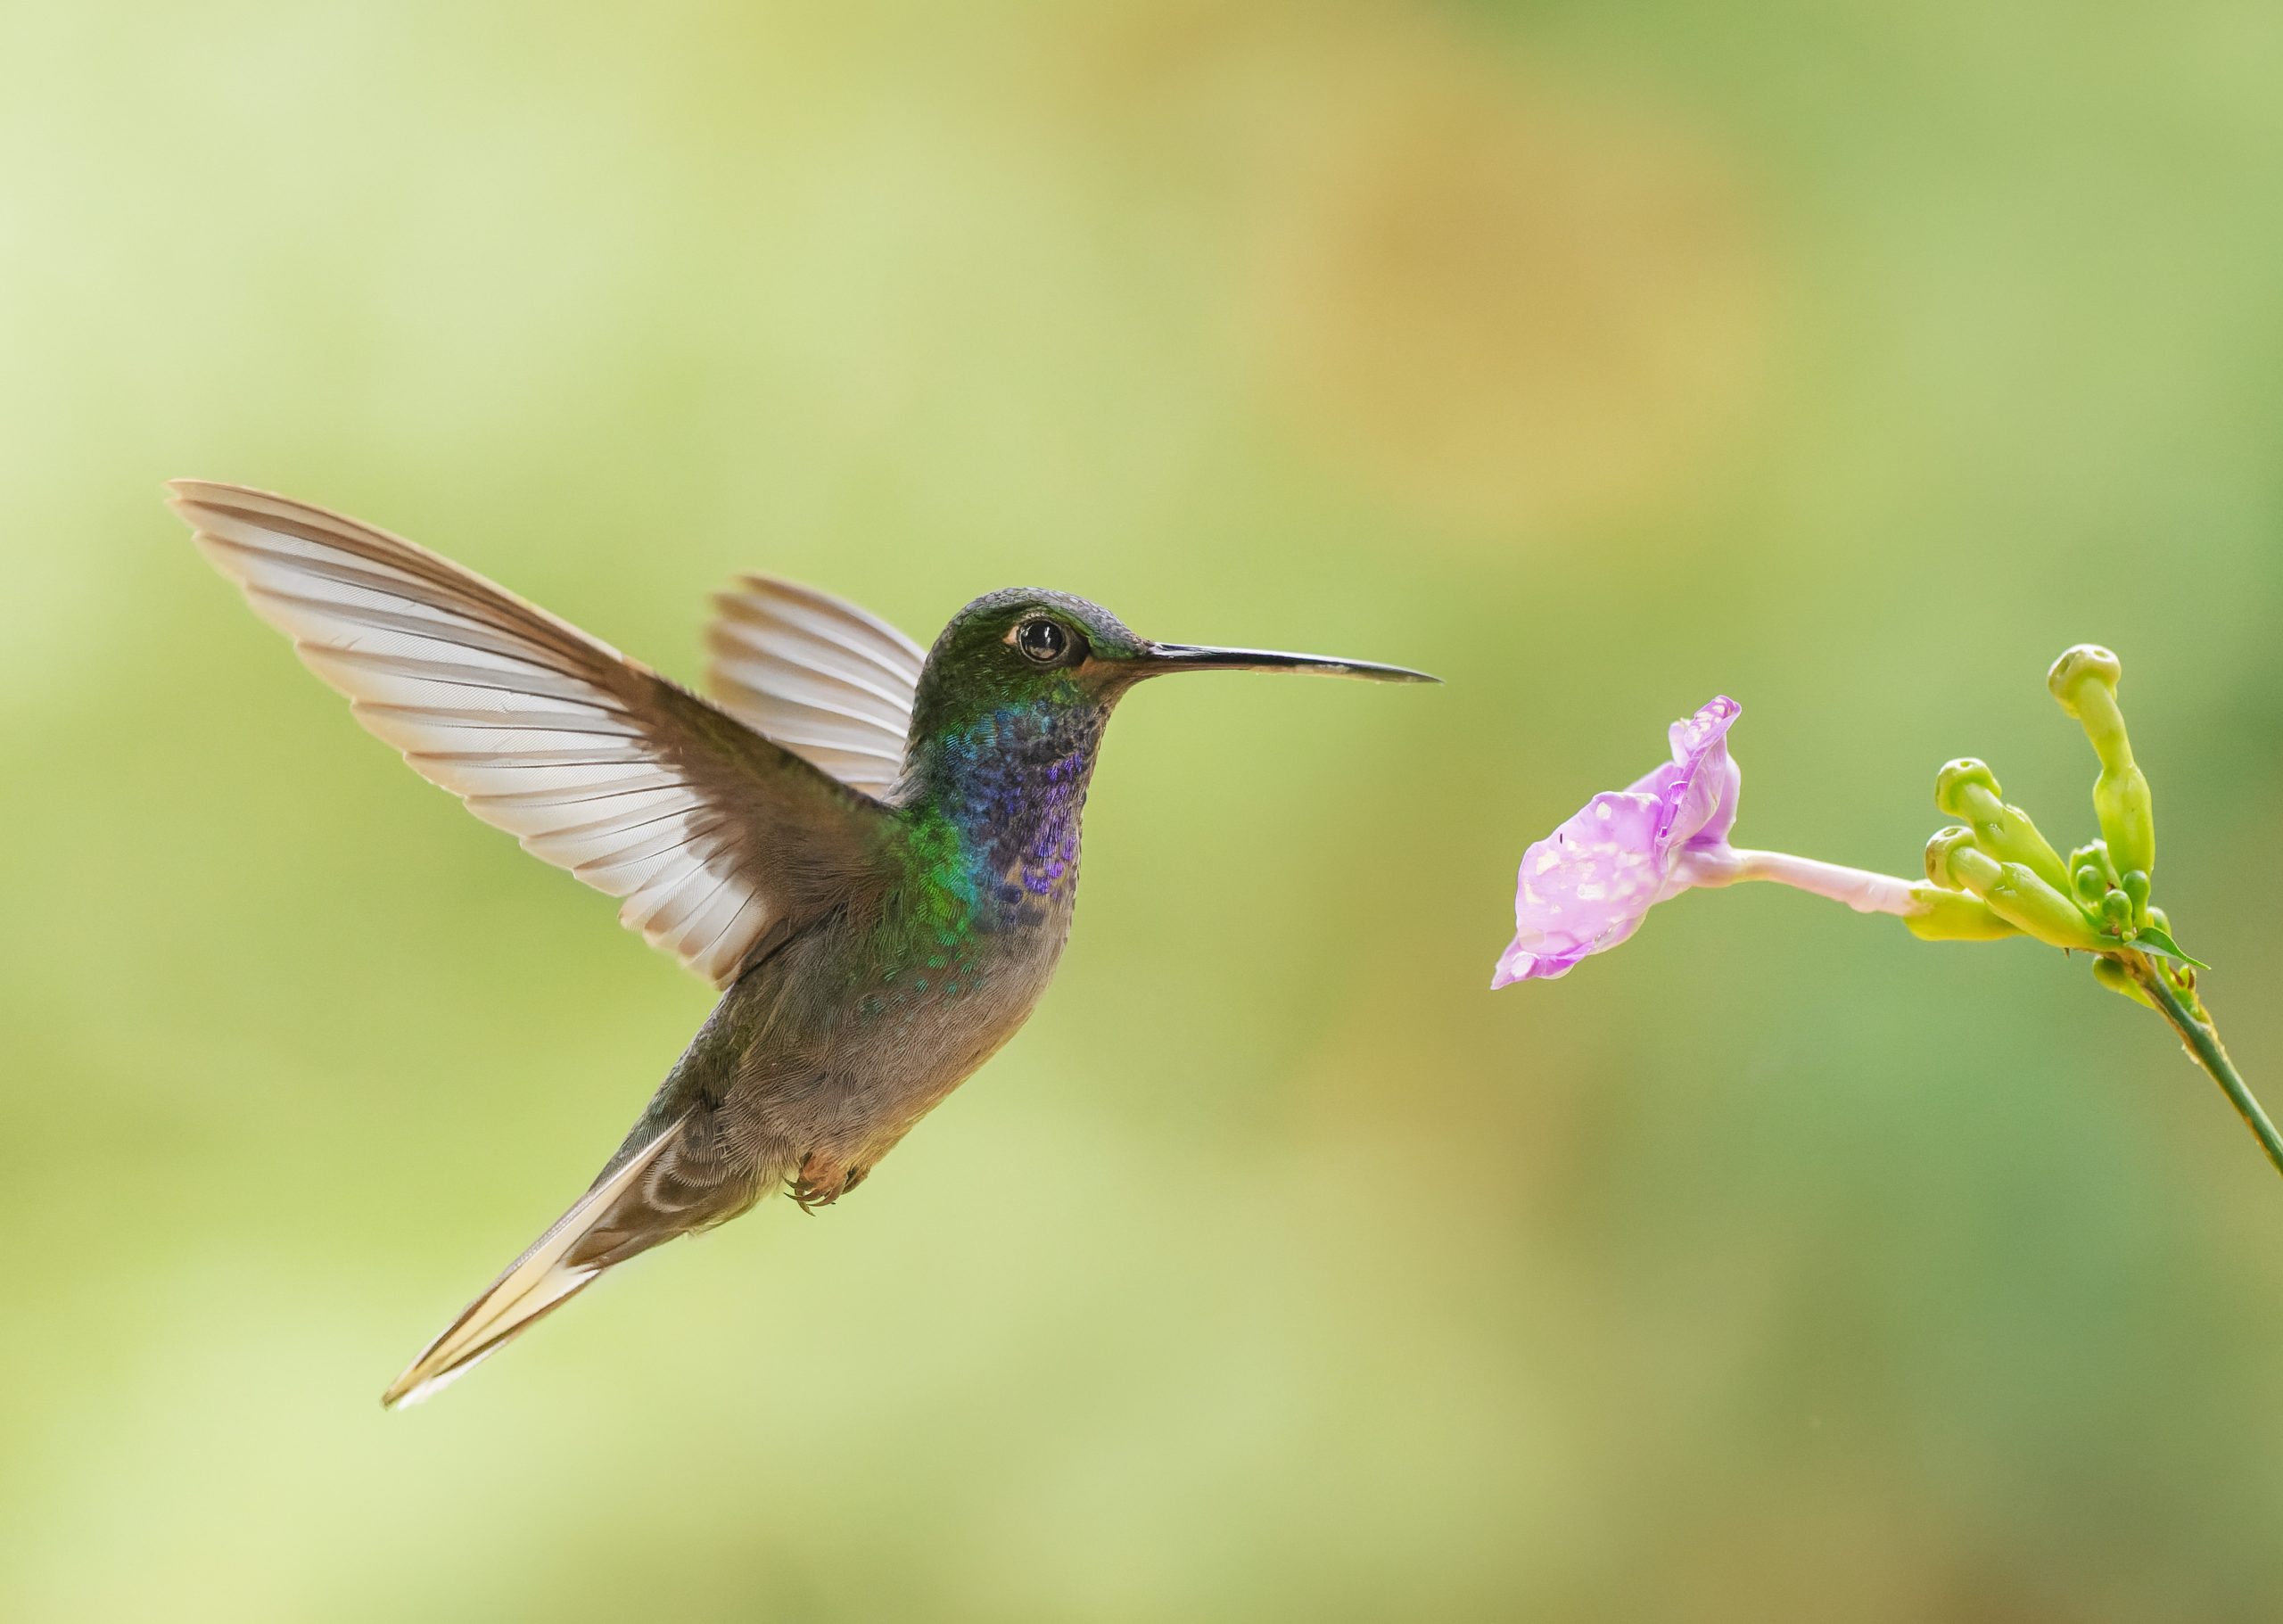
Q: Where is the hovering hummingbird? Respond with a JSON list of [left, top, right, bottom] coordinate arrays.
[[169, 481, 1434, 1407]]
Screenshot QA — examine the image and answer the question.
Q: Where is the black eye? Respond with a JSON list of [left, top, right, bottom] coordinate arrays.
[[1014, 617, 1070, 664]]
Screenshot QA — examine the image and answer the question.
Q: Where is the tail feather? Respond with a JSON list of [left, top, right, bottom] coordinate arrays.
[[381, 1121, 683, 1410]]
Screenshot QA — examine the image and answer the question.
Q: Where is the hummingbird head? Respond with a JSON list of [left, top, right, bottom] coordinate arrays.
[[906, 588, 1437, 746], [897, 589, 1434, 912]]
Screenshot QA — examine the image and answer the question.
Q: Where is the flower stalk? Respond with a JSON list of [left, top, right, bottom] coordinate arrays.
[[2116, 950, 2283, 1180], [1667, 846, 1915, 912]]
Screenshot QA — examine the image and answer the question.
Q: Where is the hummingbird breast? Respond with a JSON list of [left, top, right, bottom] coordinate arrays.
[[899, 694, 1109, 923], [866, 697, 1107, 1017], [689, 698, 1113, 1190]]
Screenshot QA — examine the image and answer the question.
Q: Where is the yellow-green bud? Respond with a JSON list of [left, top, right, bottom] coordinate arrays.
[[2047, 645, 2122, 717], [1924, 827, 2103, 950], [1902, 884, 2022, 942], [2122, 870, 2151, 925], [2067, 841, 2115, 905], [1933, 758, 2072, 894], [2092, 955, 2155, 1009], [2048, 645, 2155, 888], [1924, 827, 1982, 891]]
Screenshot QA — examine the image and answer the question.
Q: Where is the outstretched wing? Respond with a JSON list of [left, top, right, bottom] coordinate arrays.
[[705, 575, 925, 797], [170, 480, 886, 988]]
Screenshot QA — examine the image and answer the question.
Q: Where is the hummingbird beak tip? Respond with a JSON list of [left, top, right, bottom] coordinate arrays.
[[1133, 643, 1439, 684]]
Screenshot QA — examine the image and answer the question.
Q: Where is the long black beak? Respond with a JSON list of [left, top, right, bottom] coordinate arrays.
[[1132, 642, 1439, 683]]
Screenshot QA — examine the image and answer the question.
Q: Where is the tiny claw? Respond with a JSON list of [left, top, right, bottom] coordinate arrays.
[[788, 1152, 867, 1211]]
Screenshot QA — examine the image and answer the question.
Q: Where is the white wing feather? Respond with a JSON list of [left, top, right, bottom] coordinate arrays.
[[705, 575, 925, 796], [172, 481, 793, 987]]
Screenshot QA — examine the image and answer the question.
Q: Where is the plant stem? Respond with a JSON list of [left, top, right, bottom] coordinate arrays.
[[1669, 846, 1920, 916], [2120, 949, 2283, 1182]]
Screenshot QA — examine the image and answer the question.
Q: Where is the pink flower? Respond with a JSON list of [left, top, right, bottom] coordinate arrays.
[[1493, 697, 1743, 985]]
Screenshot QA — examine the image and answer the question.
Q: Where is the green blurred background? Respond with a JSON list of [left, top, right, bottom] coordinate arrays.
[[5, 0, 2283, 1618]]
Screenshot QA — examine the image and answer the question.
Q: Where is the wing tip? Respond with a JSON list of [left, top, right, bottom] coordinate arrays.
[[166, 477, 323, 540], [163, 475, 260, 514], [162, 477, 210, 524]]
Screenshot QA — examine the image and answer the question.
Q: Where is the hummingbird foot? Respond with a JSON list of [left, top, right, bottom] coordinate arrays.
[[788, 1154, 870, 1212]]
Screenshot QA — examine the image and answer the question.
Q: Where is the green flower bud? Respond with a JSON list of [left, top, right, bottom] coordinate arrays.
[[1994, 872, 2108, 950], [2100, 787, 2155, 908], [2068, 840, 2117, 902], [2091, 955, 2155, 1009], [2098, 889, 2131, 937], [1924, 827, 1983, 891], [2047, 644, 2122, 719], [1932, 759, 2073, 894], [2048, 645, 2155, 888], [1924, 826, 2104, 950], [1903, 883, 2022, 942]]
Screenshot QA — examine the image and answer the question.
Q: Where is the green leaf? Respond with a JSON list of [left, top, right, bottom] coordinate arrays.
[[2131, 923, 2210, 969]]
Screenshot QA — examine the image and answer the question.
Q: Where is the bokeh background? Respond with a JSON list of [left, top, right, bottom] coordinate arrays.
[[5, 0, 2283, 1618]]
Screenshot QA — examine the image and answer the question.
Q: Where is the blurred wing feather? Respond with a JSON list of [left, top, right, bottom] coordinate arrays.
[[705, 575, 924, 796], [171, 480, 883, 988]]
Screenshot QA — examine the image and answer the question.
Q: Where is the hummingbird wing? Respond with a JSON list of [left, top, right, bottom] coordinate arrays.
[[170, 480, 887, 989], [703, 575, 925, 796]]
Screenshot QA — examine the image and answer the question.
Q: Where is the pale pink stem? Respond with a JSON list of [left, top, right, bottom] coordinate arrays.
[[1667, 845, 1923, 917]]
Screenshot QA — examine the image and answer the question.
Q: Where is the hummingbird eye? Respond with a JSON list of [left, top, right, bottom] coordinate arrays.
[[1011, 616, 1075, 666]]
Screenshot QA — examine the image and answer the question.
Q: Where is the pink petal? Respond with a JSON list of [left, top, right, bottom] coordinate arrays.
[[1495, 790, 1669, 984], [1624, 696, 1743, 853], [1493, 696, 1744, 987]]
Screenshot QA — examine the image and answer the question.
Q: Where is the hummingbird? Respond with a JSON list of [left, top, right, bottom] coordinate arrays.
[[169, 480, 1434, 1407]]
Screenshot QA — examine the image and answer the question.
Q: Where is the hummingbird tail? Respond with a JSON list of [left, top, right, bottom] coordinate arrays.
[[381, 1118, 688, 1410]]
